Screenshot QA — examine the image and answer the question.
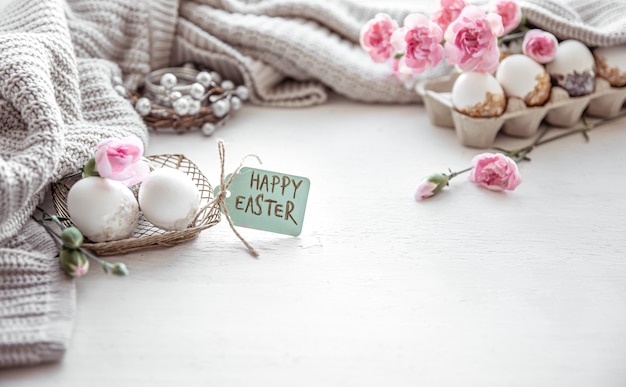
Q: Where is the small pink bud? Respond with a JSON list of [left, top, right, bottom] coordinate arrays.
[[415, 173, 449, 201]]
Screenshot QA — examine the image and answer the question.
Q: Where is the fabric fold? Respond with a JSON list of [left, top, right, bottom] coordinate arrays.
[[520, 0, 626, 47], [0, 0, 151, 368], [176, 1, 426, 106]]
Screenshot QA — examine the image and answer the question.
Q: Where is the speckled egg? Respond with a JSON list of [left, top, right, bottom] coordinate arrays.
[[593, 44, 626, 87], [67, 177, 140, 242], [546, 40, 595, 97], [496, 54, 551, 107], [451, 72, 506, 118]]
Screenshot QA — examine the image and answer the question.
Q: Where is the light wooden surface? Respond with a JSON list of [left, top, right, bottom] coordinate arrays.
[[3, 92, 626, 386], [2, 0, 626, 384]]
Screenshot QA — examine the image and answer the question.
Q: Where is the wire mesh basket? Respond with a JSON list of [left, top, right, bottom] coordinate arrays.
[[52, 154, 221, 256]]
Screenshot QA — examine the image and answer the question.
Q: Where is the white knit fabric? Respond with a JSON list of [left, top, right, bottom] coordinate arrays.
[[1, 0, 626, 368], [172, 0, 626, 107], [175, 0, 429, 106], [0, 0, 167, 367], [520, 0, 626, 47]]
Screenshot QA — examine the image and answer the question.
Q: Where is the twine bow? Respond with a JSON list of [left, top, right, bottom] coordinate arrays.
[[197, 139, 261, 258]]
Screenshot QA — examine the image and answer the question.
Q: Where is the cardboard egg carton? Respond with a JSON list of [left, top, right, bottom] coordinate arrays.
[[416, 72, 626, 148]]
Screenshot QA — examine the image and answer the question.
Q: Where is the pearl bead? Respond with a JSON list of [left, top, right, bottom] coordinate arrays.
[[173, 97, 190, 115], [235, 85, 249, 101], [169, 91, 182, 101], [221, 80, 235, 90], [160, 73, 177, 89], [210, 71, 222, 85], [212, 99, 229, 118], [201, 122, 216, 136], [135, 97, 151, 116], [189, 83, 206, 100], [196, 71, 213, 88], [230, 96, 242, 111], [188, 99, 201, 115], [114, 85, 127, 97]]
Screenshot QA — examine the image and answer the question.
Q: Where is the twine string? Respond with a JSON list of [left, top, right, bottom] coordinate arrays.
[[199, 139, 261, 258]]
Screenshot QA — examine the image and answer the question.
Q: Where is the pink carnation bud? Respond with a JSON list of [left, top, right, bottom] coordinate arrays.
[[431, 0, 467, 35], [60, 247, 89, 278], [522, 29, 558, 64], [443, 5, 503, 73], [360, 13, 399, 63], [415, 173, 449, 201], [490, 0, 522, 35], [469, 153, 522, 191], [95, 135, 149, 186], [390, 13, 444, 74]]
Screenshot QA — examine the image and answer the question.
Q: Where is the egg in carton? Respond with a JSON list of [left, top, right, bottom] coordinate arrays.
[[416, 41, 626, 149]]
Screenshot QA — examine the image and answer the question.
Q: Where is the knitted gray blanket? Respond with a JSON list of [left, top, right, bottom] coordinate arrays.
[[1, 0, 625, 368]]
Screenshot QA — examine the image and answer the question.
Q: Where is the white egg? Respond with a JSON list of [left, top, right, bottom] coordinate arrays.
[[138, 167, 200, 231], [593, 44, 626, 87], [546, 40, 595, 96], [67, 177, 140, 242], [496, 54, 551, 106], [452, 71, 506, 118]]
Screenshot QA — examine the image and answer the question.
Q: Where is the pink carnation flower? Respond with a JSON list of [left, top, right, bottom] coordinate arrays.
[[522, 29, 558, 64], [469, 153, 522, 191], [391, 13, 444, 74], [95, 135, 150, 186], [431, 0, 467, 35], [444, 5, 504, 73], [360, 13, 399, 63], [490, 0, 522, 35]]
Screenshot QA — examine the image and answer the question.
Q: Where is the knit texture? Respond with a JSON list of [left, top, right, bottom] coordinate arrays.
[[0, 0, 176, 367], [521, 0, 626, 47], [172, 0, 626, 106], [175, 0, 427, 106], [175, 0, 626, 107], [2, 0, 626, 369]]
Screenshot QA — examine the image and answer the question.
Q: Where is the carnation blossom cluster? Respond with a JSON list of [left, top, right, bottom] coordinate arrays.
[[360, 0, 564, 200], [360, 0, 557, 79]]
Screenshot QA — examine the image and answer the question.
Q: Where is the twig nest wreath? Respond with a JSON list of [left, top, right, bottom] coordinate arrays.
[[114, 64, 250, 136], [496, 54, 551, 107], [593, 44, 626, 88], [546, 40, 596, 97], [451, 72, 506, 118]]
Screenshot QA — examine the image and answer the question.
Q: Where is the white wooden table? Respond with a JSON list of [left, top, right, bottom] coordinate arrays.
[[3, 91, 626, 386]]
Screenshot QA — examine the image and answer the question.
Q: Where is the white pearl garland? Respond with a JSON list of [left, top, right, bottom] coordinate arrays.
[[113, 64, 250, 136]]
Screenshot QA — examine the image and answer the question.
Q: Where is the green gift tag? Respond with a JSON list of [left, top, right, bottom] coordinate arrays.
[[215, 167, 310, 236]]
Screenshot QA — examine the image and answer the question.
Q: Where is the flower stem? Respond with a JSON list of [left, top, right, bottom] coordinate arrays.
[[446, 166, 473, 180], [33, 207, 129, 276], [492, 111, 626, 163]]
